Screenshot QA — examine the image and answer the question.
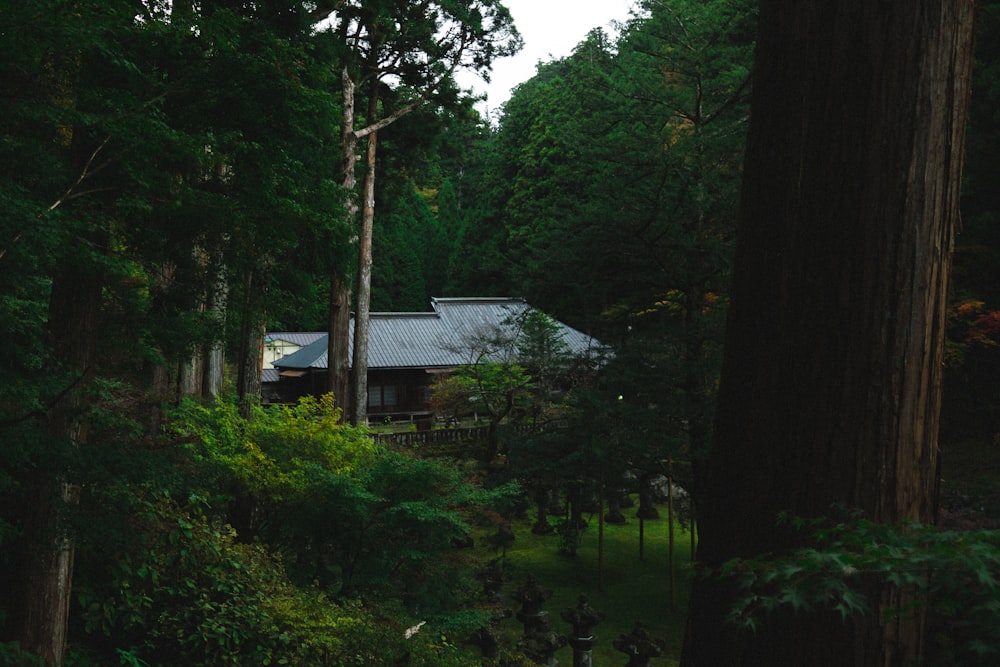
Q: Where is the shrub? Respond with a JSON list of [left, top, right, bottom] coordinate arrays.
[[719, 509, 1000, 665]]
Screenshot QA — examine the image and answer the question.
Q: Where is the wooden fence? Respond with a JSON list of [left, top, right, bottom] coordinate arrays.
[[371, 422, 556, 448], [372, 425, 489, 448]]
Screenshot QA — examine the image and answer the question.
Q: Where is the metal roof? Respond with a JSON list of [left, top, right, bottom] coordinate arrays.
[[273, 335, 329, 370], [265, 332, 326, 347], [271, 297, 605, 371]]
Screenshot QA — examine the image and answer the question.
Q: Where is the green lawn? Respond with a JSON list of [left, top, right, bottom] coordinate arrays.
[[495, 508, 695, 666]]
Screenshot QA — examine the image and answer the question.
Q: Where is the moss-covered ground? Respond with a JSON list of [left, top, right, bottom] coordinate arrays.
[[492, 507, 694, 666]]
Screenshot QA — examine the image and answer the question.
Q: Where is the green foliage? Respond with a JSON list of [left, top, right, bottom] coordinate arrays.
[[73, 491, 476, 666], [58, 391, 512, 665], [460, 0, 756, 501], [77, 492, 316, 666], [495, 510, 693, 665], [169, 394, 516, 622], [430, 308, 586, 436], [429, 373, 482, 423], [372, 186, 432, 312], [172, 393, 376, 494], [718, 510, 1000, 664], [0, 641, 42, 667]]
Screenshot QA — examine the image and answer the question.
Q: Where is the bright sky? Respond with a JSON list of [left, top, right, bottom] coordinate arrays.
[[458, 0, 636, 116]]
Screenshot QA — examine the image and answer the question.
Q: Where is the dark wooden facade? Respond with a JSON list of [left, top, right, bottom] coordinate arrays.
[[268, 368, 435, 421]]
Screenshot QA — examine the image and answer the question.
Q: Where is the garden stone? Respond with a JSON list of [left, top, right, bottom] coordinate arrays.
[[613, 622, 666, 667], [561, 595, 605, 667], [513, 575, 554, 634]]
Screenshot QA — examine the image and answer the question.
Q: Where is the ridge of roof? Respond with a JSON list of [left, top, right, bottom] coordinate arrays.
[[371, 311, 440, 319], [431, 296, 525, 304], [431, 296, 528, 310], [266, 331, 326, 342], [270, 297, 604, 372]]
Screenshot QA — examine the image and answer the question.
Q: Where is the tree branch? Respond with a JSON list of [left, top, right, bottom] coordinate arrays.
[[47, 135, 112, 213]]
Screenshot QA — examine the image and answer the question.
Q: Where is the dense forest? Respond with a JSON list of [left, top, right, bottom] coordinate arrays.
[[1, 0, 1000, 665]]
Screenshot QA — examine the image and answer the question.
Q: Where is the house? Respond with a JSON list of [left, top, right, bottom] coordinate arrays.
[[264, 332, 326, 370], [266, 297, 605, 421], [261, 332, 325, 402]]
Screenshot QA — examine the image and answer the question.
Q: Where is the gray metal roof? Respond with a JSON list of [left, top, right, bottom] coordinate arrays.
[[272, 297, 605, 371], [273, 335, 329, 370], [265, 332, 326, 347]]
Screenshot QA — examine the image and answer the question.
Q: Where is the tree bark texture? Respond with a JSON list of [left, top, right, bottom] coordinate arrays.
[[14, 253, 103, 666], [236, 272, 264, 417], [329, 272, 352, 415], [682, 2, 975, 666], [350, 129, 377, 426], [329, 67, 357, 417], [202, 257, 228, 398]]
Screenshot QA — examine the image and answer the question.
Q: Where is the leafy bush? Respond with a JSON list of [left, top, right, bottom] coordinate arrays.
[[73, 492, 478, 666], [76, 492, 332, 665], [166, 393, 518, 628], [0, 640, 42, 667], [719, 509, 1000, 665], [170, 393, 377, 497]]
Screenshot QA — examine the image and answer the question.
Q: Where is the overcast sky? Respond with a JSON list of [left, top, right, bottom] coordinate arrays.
[[457, 0, 636, 115]]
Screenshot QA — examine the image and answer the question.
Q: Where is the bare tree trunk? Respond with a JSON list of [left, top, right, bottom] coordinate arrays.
[[237, 324, 263, 417], [15, 251, 103, 666], [682, 2, 975, 665], [350, 128, 377, 426], [203, 257, 227, 398], [329, 273, 352, 415], [236, 273, 264, 417], [15, 480, 78, 667], [142, 264, 176, 433], [180, 251, 227, 400], [330, 67, 357, 418], [179, 356, 203, 397], [203, 346, 224, 397]]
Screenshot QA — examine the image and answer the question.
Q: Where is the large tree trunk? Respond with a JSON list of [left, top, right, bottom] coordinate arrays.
[[350, 128, 377, 426], [329, 67, 357, 418], [202, 256, 228, 398], [329, 273, 352, 414], [181, 251, 227, 400], [179, 356, 203, 397], [14, 252, 104, 665], [681, 2, 975, 666], [236, 272, 264, 417]]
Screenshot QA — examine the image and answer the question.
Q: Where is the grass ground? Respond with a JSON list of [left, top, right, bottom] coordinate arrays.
[[940, 436, 1000, 497], [495, 508, 694, 666], [938, 435, 1000, 527], [463, 436, 1000, 666]]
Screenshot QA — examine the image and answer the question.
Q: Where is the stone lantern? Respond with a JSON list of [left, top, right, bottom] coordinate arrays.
[[560, 595, 605, 667]]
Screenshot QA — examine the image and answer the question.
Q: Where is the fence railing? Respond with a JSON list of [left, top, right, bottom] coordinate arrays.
[[372, 425, 488, 447], [371, 421, 558, 448]]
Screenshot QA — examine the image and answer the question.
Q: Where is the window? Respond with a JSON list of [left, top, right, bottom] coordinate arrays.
[[382, 384, 397, 407], [368, 384, 398, 409]]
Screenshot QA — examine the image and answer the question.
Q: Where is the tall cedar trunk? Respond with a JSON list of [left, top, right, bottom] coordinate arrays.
[[179, 356, 203, 396], [144, 264, 176, 432], [348, 73, 382, 426], [202, 255, 227, 397], [329, 67, 357, 417], [240, 326, 264, 414], [350, 128, 378, 426], [329, 273, 352, 413], [236, 272, 264, 417], [681, 2, 975, 666], [15, 254, 103, 665], [181, 250, 227, 400]]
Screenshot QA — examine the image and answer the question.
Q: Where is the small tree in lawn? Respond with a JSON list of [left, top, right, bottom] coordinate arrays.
[[431, 308, 580, 462], [430, 361, 533, 463]]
